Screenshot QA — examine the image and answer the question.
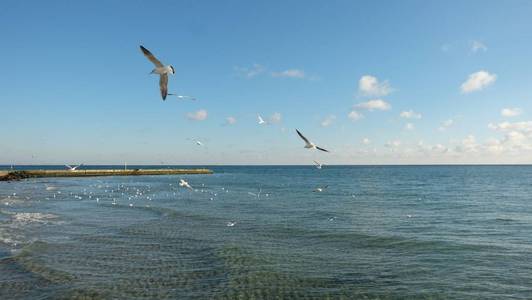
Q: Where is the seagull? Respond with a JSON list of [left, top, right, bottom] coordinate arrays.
[[257, 114, 266, 125], [179, 179, 193, 190], [296, 129, 329, 152], [314, 185, 328, 192], [226, 221, 236, 227], [313, 160, 324, 169], [167, 94, 196, 101], [247, 188, 262, 198], [140, 45, 175, 100], [65, 164, 83, 171], [187, 138, 204, 146]]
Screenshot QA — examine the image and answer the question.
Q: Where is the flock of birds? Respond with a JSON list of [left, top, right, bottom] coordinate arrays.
[[139, 45, 330, 191], [140, 45, 329, 173], [52, 45, 333, 219]]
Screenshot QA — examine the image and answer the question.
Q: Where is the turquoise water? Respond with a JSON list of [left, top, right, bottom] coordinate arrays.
[[1, 165, 532, 299]]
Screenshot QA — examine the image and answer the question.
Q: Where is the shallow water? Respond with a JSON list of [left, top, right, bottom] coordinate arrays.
[[1, 165, 532, 299]]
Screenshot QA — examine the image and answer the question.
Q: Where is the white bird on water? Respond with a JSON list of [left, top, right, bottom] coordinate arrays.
[[257, 114, 266, 125], [313, 160, 324, 169], [65, 164, 83, 171], [314, 185, 328, 192], [179, 179, 193, 190], [296, 129, 329, 152], [140, 45, 175, 100]]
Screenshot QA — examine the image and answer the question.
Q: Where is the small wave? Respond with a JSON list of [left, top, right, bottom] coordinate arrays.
[[100, 202, 222, 223], [495, 217, 516, 223], [0, 228, 25, 248], [12, 213, 63, 225]]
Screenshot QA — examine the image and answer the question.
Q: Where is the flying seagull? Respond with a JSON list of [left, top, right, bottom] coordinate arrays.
[[167, 94, 196, 101], [140, 45, 175, 100], [179, 179, 193, 190], [313, 160, 324, 169], [65, 164, 83, 171], [187, 138, 203, 146], [296, 129, 329, 152], [257, 114, 266, 125]]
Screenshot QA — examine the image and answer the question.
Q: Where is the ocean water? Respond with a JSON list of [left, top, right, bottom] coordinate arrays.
[[1, 165, 532, 299]]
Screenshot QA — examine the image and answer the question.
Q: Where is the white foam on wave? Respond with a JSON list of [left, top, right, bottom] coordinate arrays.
[[0, 227, 24, 247], [12, 212, 63, 225]]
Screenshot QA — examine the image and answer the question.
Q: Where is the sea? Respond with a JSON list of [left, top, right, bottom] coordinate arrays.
[[0, 165, 531, 299]]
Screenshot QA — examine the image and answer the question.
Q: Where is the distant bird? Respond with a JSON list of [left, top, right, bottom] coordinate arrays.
[[314, 185, 328, 192], [167, 94, 196, 101], [257, 114, 266, 125], [179, 179, 193, 190], [140, 45, 175, 100], [65, 164, 83, 171], [187, 138, 204, 146], [226, 221, 236, 227], [247, 188, 262, 198], [313, 160, 324, 169], [296, 129, 329, 152]]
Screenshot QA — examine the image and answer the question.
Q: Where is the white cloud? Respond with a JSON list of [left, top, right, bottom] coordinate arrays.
[[362, 138, 371, 145], [455, 135, 479, 153], [400, 110, 422, 119], [271, 69, 306, 79], [471, 40, 487, 53], [234, 64, 265, 78], [488, 121, 532, 134], [431, 144, 448, 154], [487, 120, 532, 153], [460, 70, 497, 93], [225, 116, 237, 125], [404, 123, 415, 130], [385, 140, 401, 148], [320, 115, 336, 127], [348, 110, 363, 121], [355, 99, 391, 111], [186, 109, 208, 121], [485, 138, 504, 154], [269, 112, 282, 124], [358, 75, 393, 96], [501, 108, 523, 117], [438, 119, 454, 131]]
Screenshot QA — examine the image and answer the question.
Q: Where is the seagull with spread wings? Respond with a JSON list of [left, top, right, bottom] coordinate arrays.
[[65, 164, 83, 171], [296, 129, 329, 152], [313, 160, 324, 169], [179, 179, 193, 190], [257, 114, 266, 125], [140, 45, 175, 100]]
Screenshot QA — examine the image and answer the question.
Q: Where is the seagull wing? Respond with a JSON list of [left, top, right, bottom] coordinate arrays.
[[159, 74, 168, 100], [313, 160, 321, 166], [316, 146, 329, 153], [296, 129, 311, 145], [140, 45, 163, 68], [258, 115, 265, 123]]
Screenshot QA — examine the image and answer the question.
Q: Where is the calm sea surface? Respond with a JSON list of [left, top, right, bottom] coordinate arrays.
[[1, 165, 532, 299]]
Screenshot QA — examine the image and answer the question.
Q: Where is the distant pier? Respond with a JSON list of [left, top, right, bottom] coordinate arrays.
[[0, 169, 213, 181]]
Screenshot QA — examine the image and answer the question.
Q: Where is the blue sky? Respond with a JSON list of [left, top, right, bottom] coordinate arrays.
[[2, 0, 532, 164]]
